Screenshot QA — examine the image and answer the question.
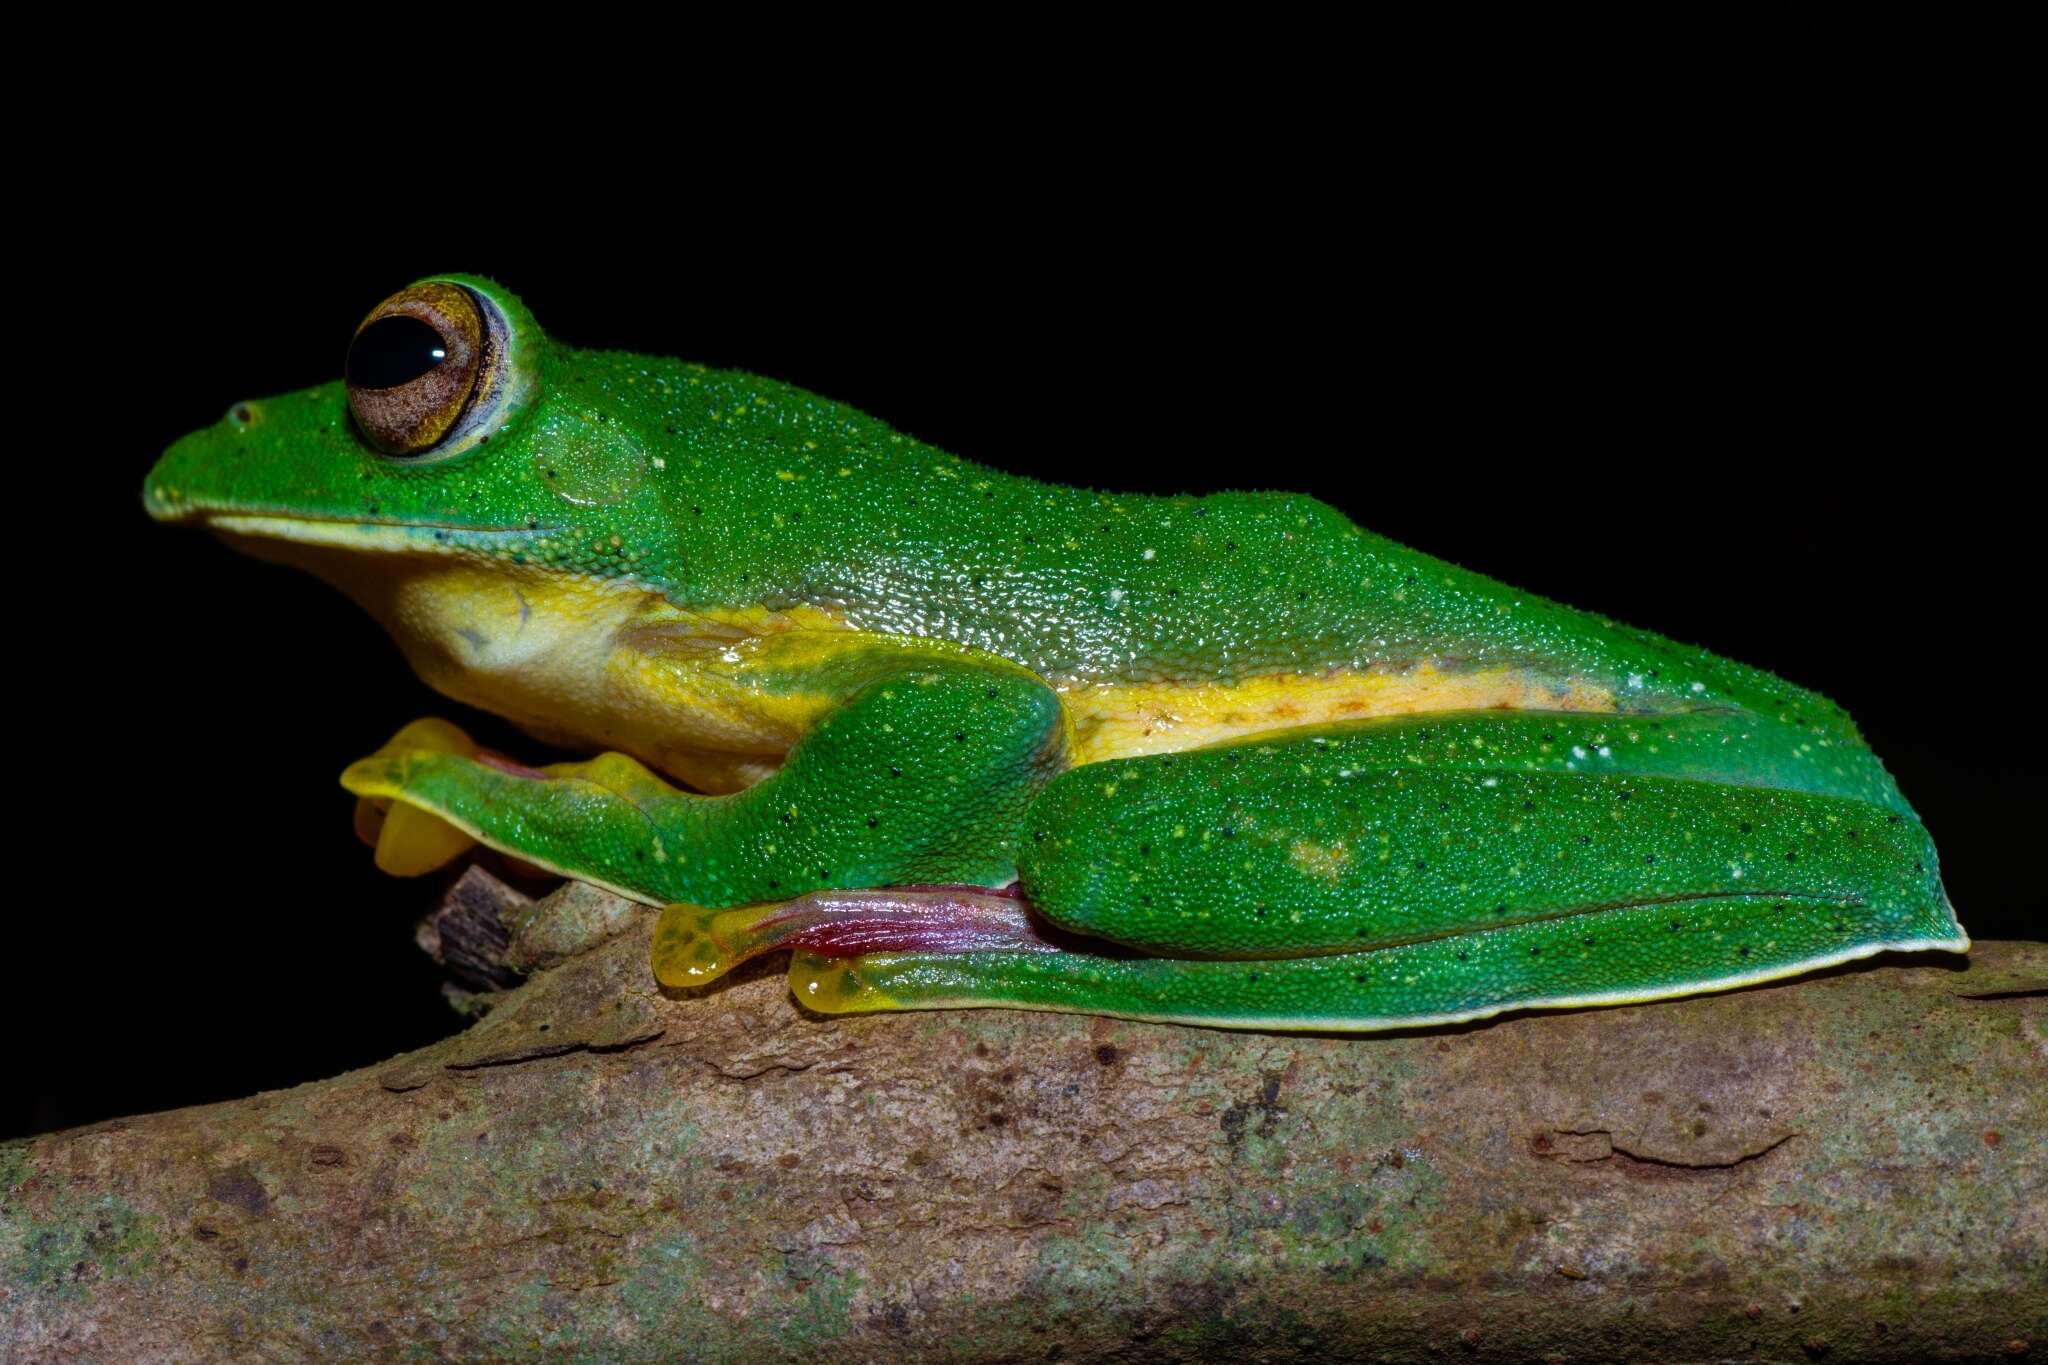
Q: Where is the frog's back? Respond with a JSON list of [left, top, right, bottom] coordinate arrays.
[[564, 348, 1889, 797]]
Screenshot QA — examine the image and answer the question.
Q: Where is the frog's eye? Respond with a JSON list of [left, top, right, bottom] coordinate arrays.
[[347, 281, 513, 459]]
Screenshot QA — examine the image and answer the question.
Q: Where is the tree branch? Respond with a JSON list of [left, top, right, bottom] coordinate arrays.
[[4, 871, 2043, 1362]]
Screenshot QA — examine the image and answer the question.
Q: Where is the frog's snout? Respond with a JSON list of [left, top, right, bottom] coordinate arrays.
[[143, 402, 263, 523]]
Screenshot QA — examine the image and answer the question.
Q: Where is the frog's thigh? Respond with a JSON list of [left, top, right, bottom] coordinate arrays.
[[1016, 713, 1956, 959], [342, 664, 1067, 909]]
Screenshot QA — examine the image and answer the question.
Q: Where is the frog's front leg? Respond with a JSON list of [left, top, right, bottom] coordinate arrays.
[[339, 662, 1068, 914], [679, 710, 1966, 1030]]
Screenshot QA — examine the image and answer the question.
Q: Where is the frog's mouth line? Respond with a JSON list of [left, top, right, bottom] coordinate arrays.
[[184, 510, 546, 552]]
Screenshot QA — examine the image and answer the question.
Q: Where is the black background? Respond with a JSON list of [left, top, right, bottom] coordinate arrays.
[[14, 4, 2042, 1137]]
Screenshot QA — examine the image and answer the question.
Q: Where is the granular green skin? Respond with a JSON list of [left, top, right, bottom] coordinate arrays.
[[144, 274, 1962, 1029], [146, 278, 1859, 716], [1019, 714, 1942, 956]]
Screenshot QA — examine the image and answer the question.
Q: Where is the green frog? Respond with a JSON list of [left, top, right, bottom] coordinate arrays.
[[144, 274, 1965, 1030]]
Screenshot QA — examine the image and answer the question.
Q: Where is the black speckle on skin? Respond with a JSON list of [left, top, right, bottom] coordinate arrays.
[[1094, 1045, 1119, 1066]]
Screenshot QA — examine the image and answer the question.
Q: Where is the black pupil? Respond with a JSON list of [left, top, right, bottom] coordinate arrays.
[[348, 315, 453, 390]]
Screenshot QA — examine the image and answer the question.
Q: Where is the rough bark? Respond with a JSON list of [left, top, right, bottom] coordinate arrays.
[[4, 870, 2043, 1363]]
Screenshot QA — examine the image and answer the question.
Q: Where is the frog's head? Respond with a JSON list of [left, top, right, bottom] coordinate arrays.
[[145, 275, 680, 714], [145, 273, 559, 550]]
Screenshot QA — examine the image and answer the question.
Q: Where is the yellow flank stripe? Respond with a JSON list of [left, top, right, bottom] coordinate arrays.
[[1059, 664, 1616, 765], [211, 511, 1621, 783]]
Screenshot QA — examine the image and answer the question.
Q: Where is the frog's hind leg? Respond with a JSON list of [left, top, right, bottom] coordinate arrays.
[[340, 662, 1068, 909], [782, 889, 1961, 1030], [777, 709, 1967, 1029]]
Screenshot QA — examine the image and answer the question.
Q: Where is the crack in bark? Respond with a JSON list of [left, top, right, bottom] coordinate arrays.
[[1537, 1128, 1801, 1172], [442, 1030, 667, 1072], [698, 1056, 830, 1081]]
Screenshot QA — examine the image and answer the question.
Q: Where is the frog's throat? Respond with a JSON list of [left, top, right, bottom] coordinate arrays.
[[196, 514, 687, 760]]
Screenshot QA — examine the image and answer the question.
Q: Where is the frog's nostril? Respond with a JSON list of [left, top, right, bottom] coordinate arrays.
[[230, 401, 256, 426], [142, 480, 185, 522]]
